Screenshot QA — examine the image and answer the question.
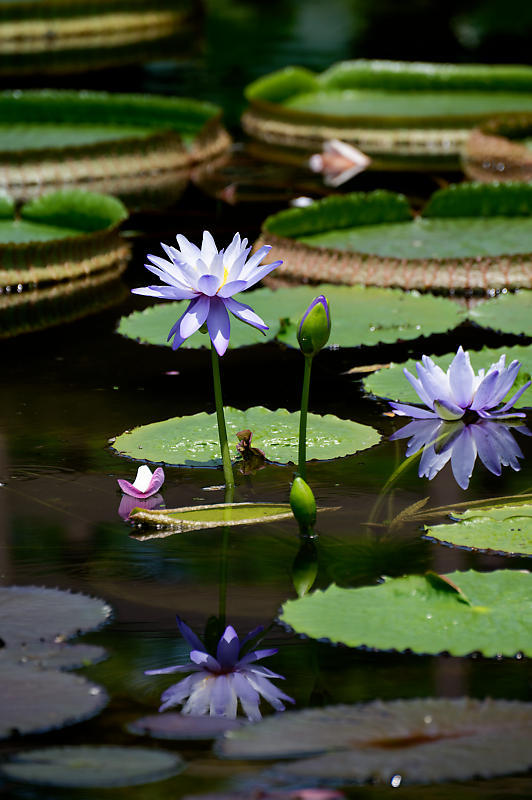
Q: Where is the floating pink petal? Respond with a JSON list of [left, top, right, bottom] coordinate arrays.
[[117, 465, 165, 499]]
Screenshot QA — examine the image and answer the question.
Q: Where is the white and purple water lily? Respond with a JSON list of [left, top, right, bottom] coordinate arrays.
[[133, 231, 282, 356], [117, 465, 165, 499], [390, 347, 531, 422], [146, 618, 294, 721], [391, 417, 530, 490]]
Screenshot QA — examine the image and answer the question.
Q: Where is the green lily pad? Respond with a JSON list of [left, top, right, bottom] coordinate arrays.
[[279, 570, 532, 657], [0, 666, 108, 738], [127, 713, 243, 741], [0, 90, 230, 208], [260, 185, 532, 290], [273, 286, 463, 349], [117, 299, 276, 350], [300, 217, 532, 260], [119, 285, 463, 351], [0, 585, 112, 646], [286, 90, 532, 119], [425, 504, 532, 557], [363, 345, 532, 404], [469, 291, 532, 337], [0, 189, 129, 287], [244, 61, 532, 172], [0, 745, 184, 788], [112, 406, 380, 467]]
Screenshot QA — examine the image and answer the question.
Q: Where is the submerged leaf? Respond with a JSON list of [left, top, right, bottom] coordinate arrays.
[[279, 570, 532, 657]]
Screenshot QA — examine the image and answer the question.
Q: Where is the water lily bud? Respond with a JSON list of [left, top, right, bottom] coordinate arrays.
[[292, 539, 318, 596], [297, 295, 331, 357], [290, 476, 317, 534]]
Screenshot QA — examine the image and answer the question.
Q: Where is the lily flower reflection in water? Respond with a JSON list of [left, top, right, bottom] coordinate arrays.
[[390, 417, 531, 490], [146, 617, 294, 721], [390, 346, 531, 422]]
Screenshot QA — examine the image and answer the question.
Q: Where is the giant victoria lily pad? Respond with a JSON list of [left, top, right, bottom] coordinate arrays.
[[118, 284, 463, 351], [243, 59, 532, 171], [363, 344, 532, 404], [0, 189, 129, 288], [257, 183, 532, 290], [0, 745, 185, 788], [219, 698, 532, 785], [279, 570, 532, 657], [0, 90, 230, 206], [425, 503, 532, 557], [112, 406, 380, 467]]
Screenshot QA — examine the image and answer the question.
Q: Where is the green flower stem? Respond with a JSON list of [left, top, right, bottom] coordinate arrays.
[[298, 355, 313, 480], [211, 343, 235, 492]]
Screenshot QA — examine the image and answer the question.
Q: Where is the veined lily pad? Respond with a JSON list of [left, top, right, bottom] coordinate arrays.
[[258, 184, 532, 290], [468, 290, 532, 336], [363, 344, 532, 404], [0, 189, 129, 288], [118, 284, 463, 351], [127, 712, 243, 740], [425, 504, 532, 557], [0, 666, 108, 738], [0, 745, 184, 788], [0, 585, 112, 646], [0, 90, 230, 206], [243, 60, 532, 171], [279, 570, 532, 657], [218, 699, 532, 785], [112, 407, 380, 467]]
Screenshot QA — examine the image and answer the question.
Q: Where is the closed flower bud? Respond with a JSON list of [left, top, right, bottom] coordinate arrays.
[[290, 476, 317, 534], [297, 295, 331, 356]]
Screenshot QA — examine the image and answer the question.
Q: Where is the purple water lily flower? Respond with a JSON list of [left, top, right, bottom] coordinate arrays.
[[391, 417, 530, 490], [390, 347, 531, 422], [145, 618, 294, 721], [133, 231, 282, 356], [117, 465, 165, 498]]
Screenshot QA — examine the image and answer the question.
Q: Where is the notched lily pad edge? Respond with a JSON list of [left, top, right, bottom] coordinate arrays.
[[275, 579, 529, 661], [422, 530, 532, 559]]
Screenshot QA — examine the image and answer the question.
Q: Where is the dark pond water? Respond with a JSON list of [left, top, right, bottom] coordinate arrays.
[[2, 0, 532, 797]]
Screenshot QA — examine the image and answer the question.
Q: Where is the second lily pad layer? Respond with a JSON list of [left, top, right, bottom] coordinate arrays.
[[363, 345, 532, 404], [425, 504, 532, 557], [280, 570, 532, 657], [119, 285, 463, 350], [112, 407, 380, 467]]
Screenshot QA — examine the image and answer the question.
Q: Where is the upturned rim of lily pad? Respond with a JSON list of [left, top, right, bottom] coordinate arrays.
[[128, 501, 340, 538]]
